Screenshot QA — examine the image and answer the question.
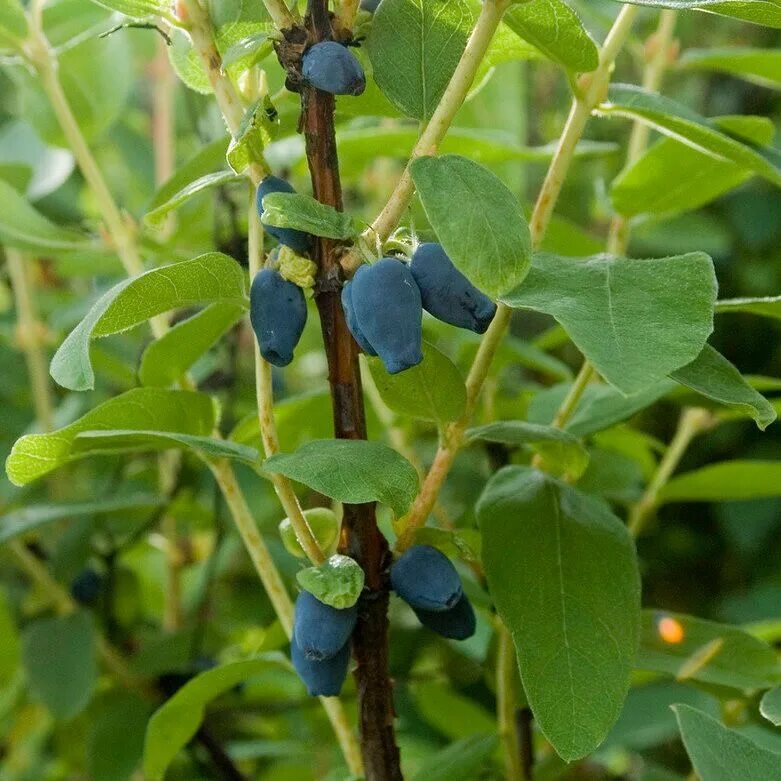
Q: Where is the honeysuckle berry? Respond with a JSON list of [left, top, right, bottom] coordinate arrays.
[[390, 544, 462, 612], [293, 589, 358, 661], [301, 41, 366, 97], [256, 176, 312, 254]]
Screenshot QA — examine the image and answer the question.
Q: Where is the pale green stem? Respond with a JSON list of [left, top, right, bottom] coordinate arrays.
[[6, 250, 53, 432], [247, 189, 326, 565], [545, 6, 676, 434], [497, 624, 523, 781], [395, 7, 640, 549], [608, 9, 679, 255], [342, 0, 513, 272], [628, 408, 713, 537], [209, 459, 364, 776], [335, 0, 361, 30]]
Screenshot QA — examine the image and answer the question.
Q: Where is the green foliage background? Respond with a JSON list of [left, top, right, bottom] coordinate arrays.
[[0, 0, 780, 779]]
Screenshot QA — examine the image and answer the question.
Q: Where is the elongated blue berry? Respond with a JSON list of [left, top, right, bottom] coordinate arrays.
[[301, 41, 366, 97], [291, 635, 350, 697], [390, 544, 462, 612], [349, 258, 423, 374], [250, 268, 307, 367], [294, 590, 358, 661], [414, 593, 476, 641], [70, 568, 102, 606], [341, 280, 377, 356], [257, 176, 312, 254], [410, 243, 497, 334]]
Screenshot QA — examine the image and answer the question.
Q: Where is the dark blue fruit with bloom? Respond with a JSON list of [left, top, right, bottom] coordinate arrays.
[[70, 568, 103, 606], [349, 258, 423, 374], [294, 590, 358, 661], [341, 280, 377, 356], [256, 176, 312, 254], [361, 0, 381, 10], [414, 593, 477, 641], [301, 41, 366, 97], [250, 268, 307, 367], [410, 243, 497, 334], [390, 544, 462, 612], [291, 635, 350, 697]]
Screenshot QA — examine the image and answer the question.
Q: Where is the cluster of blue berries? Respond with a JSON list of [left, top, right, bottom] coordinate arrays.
[[342, 246, 497, 374], [291, 545, 474, 697]]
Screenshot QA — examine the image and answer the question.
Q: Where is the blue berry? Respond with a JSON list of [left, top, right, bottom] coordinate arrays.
[[294, 590, 358, 661], [250, 268, 307, 367], [301, 41, 366, 97], [410, 243, 497, 334], [291, 634, 350, 697], [414, 593, 476, 641], [349, 258, 423, 374], [390, 545, 462, 612], [70, 568, 103, 606], [256, 176, 312, 254], [361, 0, 382, 9], [341, 280, 377, 356]]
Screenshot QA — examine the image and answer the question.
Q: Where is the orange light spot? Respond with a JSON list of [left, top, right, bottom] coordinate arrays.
[[658, 616, 685, 645]]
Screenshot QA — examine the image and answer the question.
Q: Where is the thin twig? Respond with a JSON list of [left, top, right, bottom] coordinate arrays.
[[497, 624, 523, 781], [395, 6, 641, 549], [341, 0, 513, 273]]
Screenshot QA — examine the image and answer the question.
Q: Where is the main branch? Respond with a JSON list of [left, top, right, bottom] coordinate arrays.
[[301, 2, 400, 778]]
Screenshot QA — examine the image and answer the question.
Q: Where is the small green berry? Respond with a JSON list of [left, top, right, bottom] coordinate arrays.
[[279, 507, 340, 558]]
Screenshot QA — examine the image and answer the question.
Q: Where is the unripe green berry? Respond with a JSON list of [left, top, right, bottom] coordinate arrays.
[[279, 507, 340, 558]]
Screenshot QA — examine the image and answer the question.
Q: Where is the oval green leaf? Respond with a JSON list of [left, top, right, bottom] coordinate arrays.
[[477, 466, 641, 761], [411, 154, 532, 298]]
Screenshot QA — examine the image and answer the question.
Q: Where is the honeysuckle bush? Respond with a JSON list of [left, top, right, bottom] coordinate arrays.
[[0, 0, 780, 779]]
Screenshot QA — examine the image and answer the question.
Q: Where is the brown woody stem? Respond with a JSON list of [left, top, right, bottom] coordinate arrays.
[[300, 2, 401, 778]]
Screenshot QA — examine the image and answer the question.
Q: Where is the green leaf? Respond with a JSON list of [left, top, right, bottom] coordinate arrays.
[[411, 154, 532, 298], [503, 0, 598, 72], [144, 657, 289, 781], [144, 171, 242, 228], [0, 589, 20, 688], [529, 381, 675, 438], [466, 421, 590, 481], [261, 192, 356, 241], [607, 0, 781, 29], [611, 116, 774, 217], [265, 440, 419, 517], [367, 0, 474, 120], [760, 686, 781, 727], [716, 295, 781, 320], [409, 734, 499, 781], [0, 0, 28, 42], [87, 0, 171, 18], [600, 85, 781, 187], [139, 303, 245, 387], [0, 494, 162, 545], [503, 252, 717, 395], [50, 253, 248, 392], [221, 31, 273, 71], [671, 345, 776, 430], [6, 389, 217, 486], [74, 430, 260, 466], [639, 611, 780, 690], [368, 341, 467, 426], [296, 554, 365, 609], [660, 461, 781, 504], [679, 48, 781, 89], [22, 612, 97, 719], [674, 705, 781, 781], [226, 99, 271, 174], [87, 691, 151, 781], [477, 467, 641, 761], [0, 179, 96, 253], [146, 137, 230, 214], [169, 28, 212, 94], [329, 125, 617, 178]]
